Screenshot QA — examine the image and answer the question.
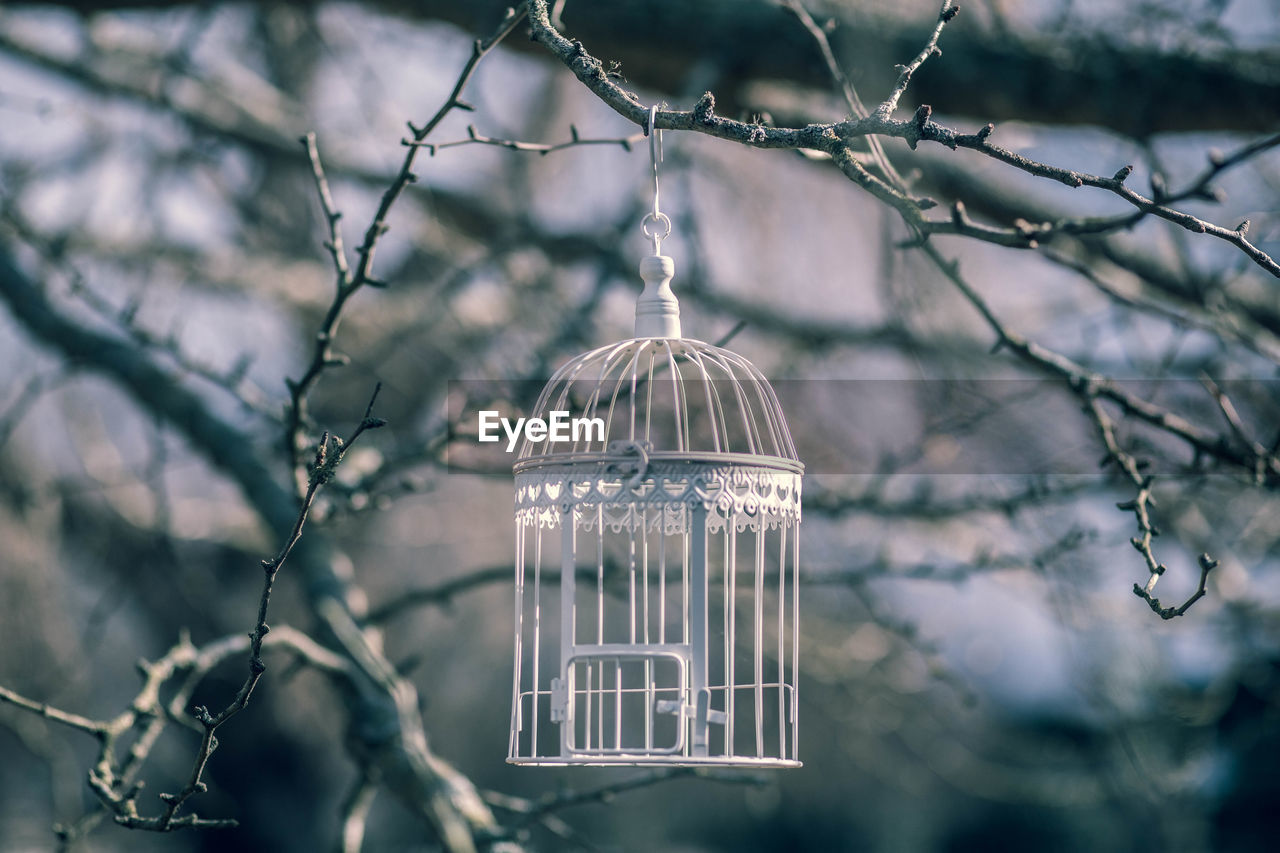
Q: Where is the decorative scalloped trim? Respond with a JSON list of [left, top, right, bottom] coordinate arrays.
[[514, 463, 802, 533]]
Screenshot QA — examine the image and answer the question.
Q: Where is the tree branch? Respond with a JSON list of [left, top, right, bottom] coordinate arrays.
[[526, 0, 1280, 277], [147, 387, 384, 832], [407, 123, 641, 156], [284, 6, 527, 492]]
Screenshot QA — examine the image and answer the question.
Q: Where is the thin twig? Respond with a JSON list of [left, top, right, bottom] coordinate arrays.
[[149, 385, 385, 831], [406, 124, 642, 156], [917, 239, 1227, 616], [302, 131, 352, 286], [1200, 374, 1270, 483], [352, 5, 528, 289], [484, 768, 765, 826], [286, 5, 528, 491], [779, 0, 902, 186], [876, 1, 958, 117], [1167, 131, 1280, 205], [0, 686, 106, 736]]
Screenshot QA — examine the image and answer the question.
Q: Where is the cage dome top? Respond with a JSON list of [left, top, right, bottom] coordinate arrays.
[[512, 250, 802, 539], [515, 229, 799, 471], [513, 335, 801, 469]]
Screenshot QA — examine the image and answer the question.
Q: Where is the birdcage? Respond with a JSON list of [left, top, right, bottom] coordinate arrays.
[[506, 242, 803, 767]]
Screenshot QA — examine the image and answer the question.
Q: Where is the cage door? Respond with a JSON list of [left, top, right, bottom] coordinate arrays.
[[555, 645, 690, 756]]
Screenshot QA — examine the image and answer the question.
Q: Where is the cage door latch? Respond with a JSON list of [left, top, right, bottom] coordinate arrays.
[[549, 677, 568, 722], [655, 690, 726, 725]]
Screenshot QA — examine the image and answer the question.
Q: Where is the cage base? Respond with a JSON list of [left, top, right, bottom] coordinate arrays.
[[508, 756, 801, 768]]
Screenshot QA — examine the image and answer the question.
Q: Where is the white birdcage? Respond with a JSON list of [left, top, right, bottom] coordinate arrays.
[[506, 121, 802, 765]]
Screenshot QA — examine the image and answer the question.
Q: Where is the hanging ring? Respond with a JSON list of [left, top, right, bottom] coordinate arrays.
[[640, 211, 672, 240]]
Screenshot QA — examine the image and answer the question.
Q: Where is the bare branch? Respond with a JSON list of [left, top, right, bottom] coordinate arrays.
[[284, 7, 527, 490], [352, 5, 529, 289], [151, 386, 385, 831], [0, 246, 504, 847], [778, 0, 902, 187], [808, 478, 1101, 520], [4, 626, 353, 838], [302, 131, 352, 288], [2, 210, 276, 418], [483, 767, 767, 844], [526, 0, 1280, 277], [0, 686, 106, 736], [1168, 131, 1280, 204], [916, 126, 1280, 276], [408, 124, 642, 156], [914, 240, 1239, 615], [1201, 375, 1271, 482], [366, 566, 513, 624]]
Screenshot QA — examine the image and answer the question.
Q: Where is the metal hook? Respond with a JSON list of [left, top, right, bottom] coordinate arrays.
[[648, 104, 663, 177], [642, 105, 669, 254]]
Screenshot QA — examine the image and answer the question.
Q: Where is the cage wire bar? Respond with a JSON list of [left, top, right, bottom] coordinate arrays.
[[507, 266, 803, 767]]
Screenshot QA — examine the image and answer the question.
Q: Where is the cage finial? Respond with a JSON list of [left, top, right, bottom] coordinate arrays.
[[635, 254, 680, 338]]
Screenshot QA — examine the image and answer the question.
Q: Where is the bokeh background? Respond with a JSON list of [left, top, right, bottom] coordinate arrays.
[[2, 1, 1279, 851]]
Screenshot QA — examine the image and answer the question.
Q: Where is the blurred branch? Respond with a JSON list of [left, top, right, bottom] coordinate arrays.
[[2, 209, 276, 417], [1039, 248, 1280, 365], [11, 0, 1280, 134], [918, 240, 1246, 616], [1, 371, 381, 834], [366, 566, 514, 624], [1201, 375, 1271, 476], [0, 686, 106, 737], [483, 767, 766, 847], [303, 131, 352, 287], [339, 769, 380, 853], [0, 368, 67, 451], [1167, 132, 1280, 205], [366, 563, 640, 626], [365, 532, 1082, 628], [808, 478, 1102, 520], [0, 230, 510, 850], [778, 0, 901, 187]]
